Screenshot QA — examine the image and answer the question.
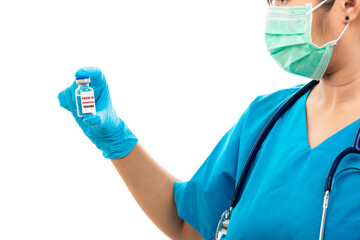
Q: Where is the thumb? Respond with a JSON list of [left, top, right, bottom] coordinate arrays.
[[57, 81, 78, 113]]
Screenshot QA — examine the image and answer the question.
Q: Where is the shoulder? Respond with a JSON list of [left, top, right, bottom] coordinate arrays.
[[227, 83, 307, 142], [250, 83, 305, 112], [233, 83, 306, 165], [241, 83, 306, 124], [236, 83, 306, 139]]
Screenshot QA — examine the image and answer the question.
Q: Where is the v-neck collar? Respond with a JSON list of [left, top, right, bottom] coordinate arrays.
[[302, 88, 360, 152]]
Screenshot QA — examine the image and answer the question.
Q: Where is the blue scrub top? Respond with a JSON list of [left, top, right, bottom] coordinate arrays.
[[174, 83, 360, 240]]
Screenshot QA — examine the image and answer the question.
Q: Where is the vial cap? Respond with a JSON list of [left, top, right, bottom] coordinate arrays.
[[76, 77, 90, 85]]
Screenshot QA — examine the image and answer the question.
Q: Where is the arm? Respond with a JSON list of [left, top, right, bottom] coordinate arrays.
[[58, 67, 202, 239], [111, 143, 202, 240]]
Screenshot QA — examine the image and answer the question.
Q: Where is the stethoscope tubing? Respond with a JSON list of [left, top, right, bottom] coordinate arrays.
[[319, 127, 360, 240], [325, 127, 360, 192], [216, 79, 360, 240], [230, 80, 320, 211]]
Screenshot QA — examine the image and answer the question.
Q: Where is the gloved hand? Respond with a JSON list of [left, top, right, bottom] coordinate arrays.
[[58, 67, 138, 159]]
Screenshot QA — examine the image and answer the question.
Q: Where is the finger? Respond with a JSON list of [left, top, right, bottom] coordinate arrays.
[[72, 112, 96, 138], [83, 114, 102, 127], [75, 67, 107, 88], [57, 81, 78, 113]]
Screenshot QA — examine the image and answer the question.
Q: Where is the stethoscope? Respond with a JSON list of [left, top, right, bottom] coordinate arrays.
[[215, 79, 360, 240]]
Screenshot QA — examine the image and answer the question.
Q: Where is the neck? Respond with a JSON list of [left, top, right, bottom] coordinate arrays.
[[311, 18, 360, 112], [312, 67, 360, 111]]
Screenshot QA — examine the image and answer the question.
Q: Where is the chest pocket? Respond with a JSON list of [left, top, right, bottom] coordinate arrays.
[[324, 160, 360, 240]]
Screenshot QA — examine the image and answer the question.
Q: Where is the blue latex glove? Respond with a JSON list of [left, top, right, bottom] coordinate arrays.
[[58, 67, 138, 159]]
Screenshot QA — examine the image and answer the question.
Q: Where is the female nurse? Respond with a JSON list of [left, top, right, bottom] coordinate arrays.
[[58, 0, 360, 239]]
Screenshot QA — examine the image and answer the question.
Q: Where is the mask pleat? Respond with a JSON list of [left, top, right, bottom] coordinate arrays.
[[265, 34, 307, 51], [271, 45, 314, 69], [264, 3, 347, 79], [265, 19, 306, 35]]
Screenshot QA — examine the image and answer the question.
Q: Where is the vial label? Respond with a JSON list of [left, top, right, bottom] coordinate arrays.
[[80, 91, 96, 114]]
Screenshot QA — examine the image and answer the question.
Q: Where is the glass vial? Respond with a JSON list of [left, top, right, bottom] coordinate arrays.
[[75, 77, 96, 117]]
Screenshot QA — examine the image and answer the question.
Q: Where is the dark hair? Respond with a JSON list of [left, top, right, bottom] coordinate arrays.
[[321, 0, 335, 11]]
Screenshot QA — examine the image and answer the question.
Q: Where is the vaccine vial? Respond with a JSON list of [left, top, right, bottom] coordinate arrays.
[[75, 77, 96, 117]]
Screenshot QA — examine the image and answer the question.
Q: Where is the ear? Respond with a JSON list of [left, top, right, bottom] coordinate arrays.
[[340, 0, 360, 22]]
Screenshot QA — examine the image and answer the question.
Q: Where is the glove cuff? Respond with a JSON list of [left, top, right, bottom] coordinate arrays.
[[102, 125, 138, 159]]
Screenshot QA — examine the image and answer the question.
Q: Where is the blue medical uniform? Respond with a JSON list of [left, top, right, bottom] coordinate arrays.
[[174, 84, 360, 240]]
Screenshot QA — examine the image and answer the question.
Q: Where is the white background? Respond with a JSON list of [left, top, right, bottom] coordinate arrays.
[[0, 1, 308, 239]]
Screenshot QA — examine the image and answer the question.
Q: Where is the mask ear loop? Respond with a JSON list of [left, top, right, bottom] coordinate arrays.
[[306, 0, 329, 15], [305, 0, 350, 46], [334, 23, 350, 45]]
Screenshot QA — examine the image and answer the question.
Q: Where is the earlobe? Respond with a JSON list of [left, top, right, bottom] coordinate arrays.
[[343, 0, 360, 22]]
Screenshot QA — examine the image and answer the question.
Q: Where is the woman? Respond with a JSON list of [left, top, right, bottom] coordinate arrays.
[[58, 0, 360, 239]]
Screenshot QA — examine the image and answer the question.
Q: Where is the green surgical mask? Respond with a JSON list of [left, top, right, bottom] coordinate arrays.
[[265, 0, 350, 80]]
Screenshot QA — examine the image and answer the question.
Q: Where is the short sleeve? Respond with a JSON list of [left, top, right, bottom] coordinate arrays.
[[173, 104, 252, 240]]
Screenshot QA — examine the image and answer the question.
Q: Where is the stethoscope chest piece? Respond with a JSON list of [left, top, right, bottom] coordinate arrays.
[[215, 209, 231, 240]]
